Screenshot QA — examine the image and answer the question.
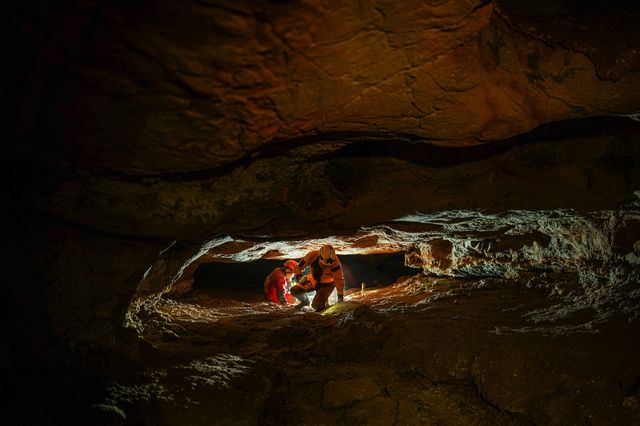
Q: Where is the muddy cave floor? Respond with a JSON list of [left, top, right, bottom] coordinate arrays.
[[108, 274, 640, 425]]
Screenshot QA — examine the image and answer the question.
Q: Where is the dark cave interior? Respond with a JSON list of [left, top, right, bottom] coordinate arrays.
[[189, 252, 418, 296], [3, 0, 640, 424]]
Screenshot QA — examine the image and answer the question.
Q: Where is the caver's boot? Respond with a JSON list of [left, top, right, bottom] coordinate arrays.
[[294, 292, 310, 308], [313, 303, 328, 312]]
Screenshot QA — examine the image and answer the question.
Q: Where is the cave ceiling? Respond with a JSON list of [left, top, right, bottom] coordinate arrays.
[[5, 0, 640, 241]]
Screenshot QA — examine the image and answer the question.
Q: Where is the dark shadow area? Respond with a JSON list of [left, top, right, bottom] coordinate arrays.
[[498, 0, 640, 16], [261, 116, 640, 168], [190, 252, 418, 299], [340, 252, 419, 288]]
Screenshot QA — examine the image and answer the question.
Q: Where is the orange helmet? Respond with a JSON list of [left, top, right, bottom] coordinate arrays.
[[283, 260, 298, 271], [318, 244, 336, 266]]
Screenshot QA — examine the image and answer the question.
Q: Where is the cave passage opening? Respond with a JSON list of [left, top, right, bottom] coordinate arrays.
[[134, 249, 424, 328], [171, 251, 420, 306], [129, 199, 640, 335]]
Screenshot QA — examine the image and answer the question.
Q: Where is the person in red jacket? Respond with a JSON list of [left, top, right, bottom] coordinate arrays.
[[291, 244, 345, 311], [264, 260, 298, 304]]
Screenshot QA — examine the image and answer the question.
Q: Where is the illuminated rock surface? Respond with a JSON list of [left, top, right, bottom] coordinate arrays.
[[114, 266, 640, 425], [4, 1, 640, 424]]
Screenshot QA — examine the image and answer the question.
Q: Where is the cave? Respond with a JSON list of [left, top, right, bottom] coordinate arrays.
[[189, 252, 415, 294], [4, 0, 640, 424]]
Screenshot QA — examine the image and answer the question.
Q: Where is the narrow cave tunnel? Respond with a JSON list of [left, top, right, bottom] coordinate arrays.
[[4, 0, 640, 425], [189, 252, 417, 295], [146, 251, 420, 337]]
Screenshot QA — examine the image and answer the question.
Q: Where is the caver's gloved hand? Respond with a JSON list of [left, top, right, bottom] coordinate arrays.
[[337, 294, 344, 302], [298, 275, 314, 291]]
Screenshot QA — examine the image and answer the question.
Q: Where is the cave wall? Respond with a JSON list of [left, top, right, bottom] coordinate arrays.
[[5, 213, 164, 357], [9, 117, 640, 240], [3, 210, 166, 420], [6, 0, 640, 176], [3, 0, 640, 422], [5, 1, 640, 240]]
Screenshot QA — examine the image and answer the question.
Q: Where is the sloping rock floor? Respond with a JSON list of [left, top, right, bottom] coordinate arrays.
[[100, 272, 640, 425]]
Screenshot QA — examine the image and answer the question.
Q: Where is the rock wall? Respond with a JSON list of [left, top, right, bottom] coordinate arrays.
[[7, 1, 640, 175], [3, 211, 165, 420], [3, 1, 640, 423]]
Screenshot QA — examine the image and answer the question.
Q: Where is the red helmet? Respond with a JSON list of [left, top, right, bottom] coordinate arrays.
[[283, 260, 298, 271]]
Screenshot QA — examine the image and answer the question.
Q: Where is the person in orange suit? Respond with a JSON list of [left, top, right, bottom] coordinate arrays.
[[264, 260, 298, 304], [290, 244, 345, 311]]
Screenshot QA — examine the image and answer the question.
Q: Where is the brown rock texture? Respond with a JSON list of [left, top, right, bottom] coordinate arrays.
[[101, 274, 640, 425], [3, 1, 640, 424], [7, 0, 640, 175]]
